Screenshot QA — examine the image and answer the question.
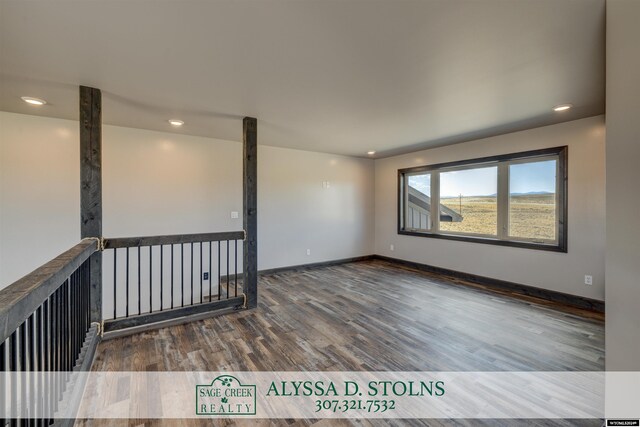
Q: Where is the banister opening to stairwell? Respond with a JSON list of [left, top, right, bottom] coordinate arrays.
[[100, 231, 247, 339], [0, 239, 100, 424], [0, 85, 259, 424]]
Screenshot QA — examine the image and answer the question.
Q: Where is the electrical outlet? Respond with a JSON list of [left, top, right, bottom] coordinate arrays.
[[231, 211, 239, 219], [584, 275, 593, 286], [390, 244, 394, 251], [203, 272, 209, 280], [306, 249, 311, 256]]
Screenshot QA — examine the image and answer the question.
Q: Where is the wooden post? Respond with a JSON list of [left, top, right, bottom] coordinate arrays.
[[80, 86, 103, 322], [243, 117, 258, 309]]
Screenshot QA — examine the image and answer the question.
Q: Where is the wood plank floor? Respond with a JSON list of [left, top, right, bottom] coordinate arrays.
[[85, 259, 605, 426]]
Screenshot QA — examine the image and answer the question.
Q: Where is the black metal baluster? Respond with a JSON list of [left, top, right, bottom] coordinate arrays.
[[67, 281, 71, 371], [137, 246, 141, 315], [63, 284, 69, 400], [10, 331, 18, 427], [78, 270, 81, 355], [22, 316, 29, 425], [217, 241, 221, 301], [190, 243, 194, 305], [84, 260, 90, 333], [43, 301, 50, 426], [36, 307, 43, 426], [113, 249, 117, 319], [62, 284, 67, 376], [80, 263, 85, 334], [235, 240, 238, 297], [58, 286, 64, 409], [78, 265, 83, 336], [226, 240, 230, 299], [69, 270, 78, 368], [87, 259, 90, 329], [160, 245, 164, 311], [77, 268, 82, 349], [71, 272, 76, 366], [39, 306, 46, 426], [126, 247, 130, 318], [29, 313, 36, 422], [81, 267, 85, 330], [70, 280, 74, 369], [54, 291, 59, 393], [76, 270, 81, 358], [149, 246, 153, 313], [77, 270, 81, 359], [60, 285, 65, 376], [171, 244, 174, 308], [57, 286, 63, 402], [0, 342, 9, 427], [71, 279, 75, 367], [71, 271, 77, 367], [199, 242, 203, 303], [209, 242, 212, 302], [181, 244, 184, 307], [19, 321, 27, 421], [50, 291, 57, 416]]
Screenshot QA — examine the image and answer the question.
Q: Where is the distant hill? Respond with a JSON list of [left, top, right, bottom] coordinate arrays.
[[510, 191, 554, 196]]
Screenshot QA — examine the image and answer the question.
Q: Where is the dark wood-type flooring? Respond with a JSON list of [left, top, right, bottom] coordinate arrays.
[[83, 259, 605, 426]]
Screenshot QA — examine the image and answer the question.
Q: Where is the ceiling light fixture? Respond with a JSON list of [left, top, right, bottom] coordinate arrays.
[[367, 151, 376, 155], [553, 104, 572, 112], [21, 96, 47, 106], [168, 119, 184, 126]]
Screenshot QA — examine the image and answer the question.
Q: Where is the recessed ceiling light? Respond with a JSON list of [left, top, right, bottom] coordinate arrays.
[[553, 104, 572, 112], [367, 151, 376, 155], [168, 119, 184, 126], [21, 96, 47, 106]]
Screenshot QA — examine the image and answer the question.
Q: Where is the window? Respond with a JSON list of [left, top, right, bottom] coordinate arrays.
[[398, 146, 567, 252], [508, 159, 557, 242], [406, 173, 432, 231], [439, 166, 498, 236]]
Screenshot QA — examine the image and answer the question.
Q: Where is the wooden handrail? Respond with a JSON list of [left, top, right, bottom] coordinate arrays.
[[0, 238, 99, 343], [103, 230, 245, 249]]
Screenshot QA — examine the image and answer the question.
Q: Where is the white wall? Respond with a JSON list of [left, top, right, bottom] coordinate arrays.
[[605, 0, 640, 371], [103, 125, 243, 238], [0, 110, 607, 308], [375, 116, 606, 301], [259, 146, 374, 270], [0, 112, 80, 286], [0, 112, 375, 294]]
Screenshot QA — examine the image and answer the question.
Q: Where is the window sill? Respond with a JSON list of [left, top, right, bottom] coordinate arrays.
[[397, 229, 567, 253]]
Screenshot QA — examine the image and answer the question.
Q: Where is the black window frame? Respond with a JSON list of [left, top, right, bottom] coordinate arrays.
[[397, 146, 568, 252]]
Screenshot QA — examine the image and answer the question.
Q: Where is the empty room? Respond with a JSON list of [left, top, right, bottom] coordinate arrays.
[[0, 0, 638, 425]]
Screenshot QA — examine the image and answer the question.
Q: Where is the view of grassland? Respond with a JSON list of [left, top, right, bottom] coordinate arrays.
[[439, 193, 556, 240]]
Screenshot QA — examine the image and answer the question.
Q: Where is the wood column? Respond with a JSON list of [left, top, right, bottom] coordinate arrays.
[[80, 86, 103, 322], [243, 117, 258, 309]]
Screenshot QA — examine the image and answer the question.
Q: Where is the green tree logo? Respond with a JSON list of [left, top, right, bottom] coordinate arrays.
[[196, 375, 256, 416]]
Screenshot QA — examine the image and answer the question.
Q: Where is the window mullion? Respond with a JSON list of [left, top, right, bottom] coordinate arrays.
[[431, 172, 440, 232], [497, 162, 509, 240], [403, 175, 409, 230]]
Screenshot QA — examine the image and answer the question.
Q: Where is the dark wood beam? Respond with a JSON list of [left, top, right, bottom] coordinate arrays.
[[102, 296, 245, 333], [80, 86, 103, 322], [243, 117, 258, 309], [104, 230, 244, 249]]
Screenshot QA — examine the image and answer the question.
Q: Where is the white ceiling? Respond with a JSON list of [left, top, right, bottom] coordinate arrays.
[[0, 0, 605, 158]]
